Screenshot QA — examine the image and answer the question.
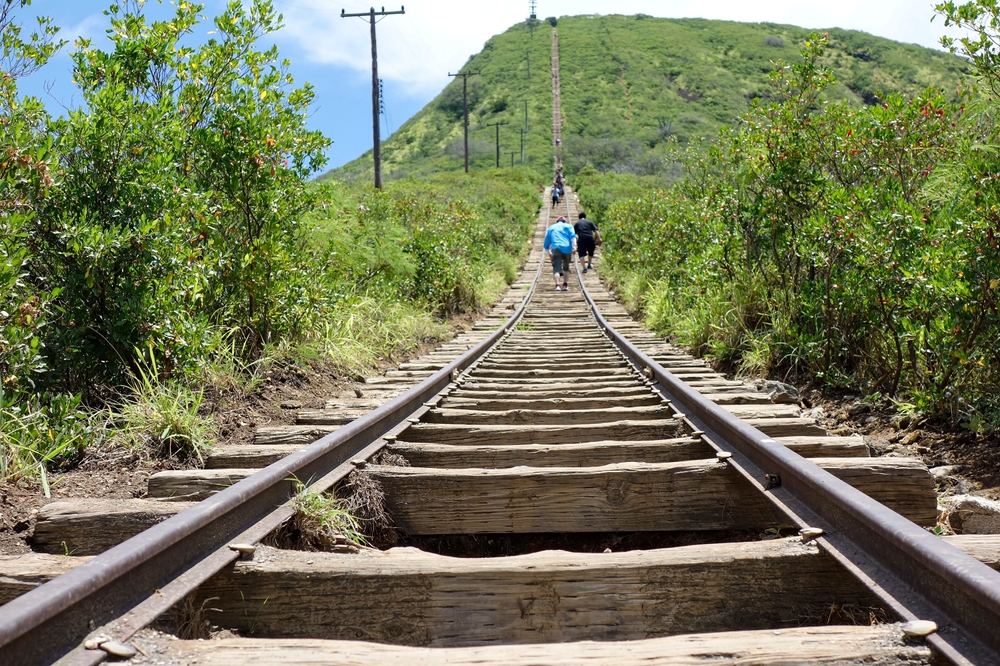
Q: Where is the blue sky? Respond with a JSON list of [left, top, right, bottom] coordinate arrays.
[[17, 0, 962, 170]]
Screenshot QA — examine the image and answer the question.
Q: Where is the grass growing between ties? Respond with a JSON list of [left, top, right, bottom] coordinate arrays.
[[276, 482, 368, 551]]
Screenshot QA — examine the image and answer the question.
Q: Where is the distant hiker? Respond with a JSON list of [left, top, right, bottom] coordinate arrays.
[[551, 183, 561, 205], [544, 215, 576, 291], [574, 211, 600, 273]]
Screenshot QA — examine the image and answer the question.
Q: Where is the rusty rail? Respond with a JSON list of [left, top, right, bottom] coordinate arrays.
[[573, 261, 1000, 666]]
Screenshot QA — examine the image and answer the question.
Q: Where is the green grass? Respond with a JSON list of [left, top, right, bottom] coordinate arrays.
[[290, 483, 367, 548], [116, 351, 214, 465], [557, 15, 966, 173], [293, 295, 447, 376], [327, 15, 967, 180], [0, 386, 91, 496]]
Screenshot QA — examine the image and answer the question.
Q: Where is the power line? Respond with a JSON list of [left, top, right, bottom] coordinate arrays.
[[341, 5, 405, 190]]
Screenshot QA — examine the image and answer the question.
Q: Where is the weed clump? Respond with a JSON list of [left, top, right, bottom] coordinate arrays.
[[276, 483, 368, 552], [116, 353, 213, 465], [338, 460, 402, 549]]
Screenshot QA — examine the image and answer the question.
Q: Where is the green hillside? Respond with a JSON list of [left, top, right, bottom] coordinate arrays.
[[327, 15, 967, 180]]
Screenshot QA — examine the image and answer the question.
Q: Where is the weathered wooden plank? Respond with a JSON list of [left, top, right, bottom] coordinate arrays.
[[139, 626, 932, 664], [294, 410, 368, 425], [441, 395, 662, 411], [363, 377, 423, 386], [254, 425, 339, 446], [773, 435, 869, 457], [399, 419, 686, 445], [192, 540, 877, 645], [450, 386, 654, 400], [424, 405, 675, 426], [701, 391, 775, 404], [683, 379, 743, 386], [660, 371, 728, 380], [721, 404, 801, 418], [0, 554, 92, 604], [485, 351, 623, 361], [6, 535, 996, 610], [384, 370, 436, 379], [743, 417, 825, 437], [470, 368, 633, 379], [205, 444, 301, 468], [370, 461, 781, 533], [944, 535, 1000, 570], [372, 457, 935, 533], [457, 378, 641, 391], [32, 500, 192, 555], [147, 469, 256, 501], [489, 343, 615, 353], [478, 360, 628, 371], [814, 457, 937, 526], [322, 398, 393, 410], [398, 362, 447, 371], [388, 438, 712, 468]]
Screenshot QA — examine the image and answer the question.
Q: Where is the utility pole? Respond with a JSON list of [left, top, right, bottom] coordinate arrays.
[[448, 69, 480, 173], [341, 5, 405, 189], [485, 120, 508, 168], [522, 103, 528, 165], [509, 151, 516, 168]]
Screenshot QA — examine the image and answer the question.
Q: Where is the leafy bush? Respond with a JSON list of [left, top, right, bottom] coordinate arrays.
[[579, 32, 1000, 429], [0, 1, 540, 490], [0, 387, 92, 495], [25, 0, 328, 389]]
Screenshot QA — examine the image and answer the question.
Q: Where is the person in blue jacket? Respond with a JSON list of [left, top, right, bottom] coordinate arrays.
[[543, 216, 576, 291]]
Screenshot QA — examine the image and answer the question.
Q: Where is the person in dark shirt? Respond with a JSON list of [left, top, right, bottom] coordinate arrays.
[[574, 212, 600, 273]]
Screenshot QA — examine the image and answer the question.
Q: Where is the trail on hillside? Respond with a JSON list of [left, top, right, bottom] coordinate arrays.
[[551, 27, 562, 172]]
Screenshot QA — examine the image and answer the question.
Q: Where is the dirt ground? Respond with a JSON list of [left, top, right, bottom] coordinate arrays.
[[795, 383, 1000, 503], [0, 316, 477, 556]]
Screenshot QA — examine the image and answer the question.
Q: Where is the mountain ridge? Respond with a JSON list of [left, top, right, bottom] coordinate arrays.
[[325, 14, 967, 180]]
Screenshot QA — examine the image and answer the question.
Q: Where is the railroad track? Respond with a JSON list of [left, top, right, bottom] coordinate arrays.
[[3, 27, 1000, 666], [0, 185, 998, 665]]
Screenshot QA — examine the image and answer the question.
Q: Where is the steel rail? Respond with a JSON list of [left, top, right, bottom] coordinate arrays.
[[0, 251, 544, 666], [573, 262, 1000, 666]]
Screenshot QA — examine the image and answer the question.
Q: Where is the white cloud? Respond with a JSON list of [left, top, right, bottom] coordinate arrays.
[[277, 0, 525, 95], [274, 0, 965, 96], [62, 14, 107, 47]]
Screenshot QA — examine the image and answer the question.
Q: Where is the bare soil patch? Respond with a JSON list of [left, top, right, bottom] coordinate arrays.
[[794, 383, 1000, 505]]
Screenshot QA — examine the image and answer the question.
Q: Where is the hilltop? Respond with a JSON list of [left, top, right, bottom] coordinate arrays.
[[326, 15, 967, 180]]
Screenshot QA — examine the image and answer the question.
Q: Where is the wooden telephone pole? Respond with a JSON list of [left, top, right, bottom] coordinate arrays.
[[484, 120, 508, 168], [448, 70, 480, 173], [341, 5, 405, 189]]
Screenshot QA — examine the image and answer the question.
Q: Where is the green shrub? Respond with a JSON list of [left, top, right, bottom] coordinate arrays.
[[0, 386, 92, 495], [581, 32, 1000, 428], [0, 1, 540, 484], [117, 350, 213, 465]]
